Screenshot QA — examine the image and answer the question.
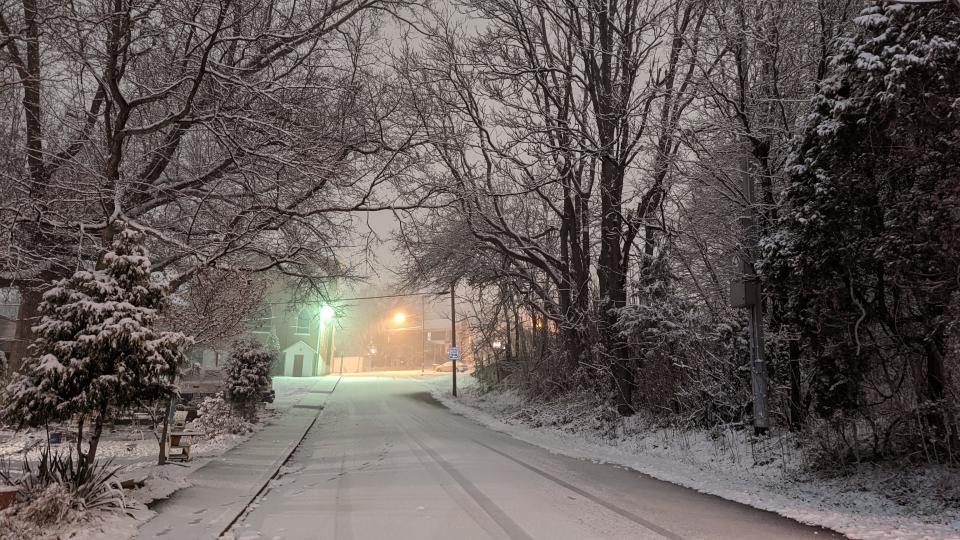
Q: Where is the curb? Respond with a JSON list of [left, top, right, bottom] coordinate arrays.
[[215, 412, 321, 538], [214, 376, 339, 538]]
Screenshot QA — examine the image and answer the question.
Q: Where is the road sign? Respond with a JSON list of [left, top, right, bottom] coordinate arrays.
[[448, 347, 459, 360]]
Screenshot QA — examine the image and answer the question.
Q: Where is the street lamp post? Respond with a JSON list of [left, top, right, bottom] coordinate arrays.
[[325, 322, 335, 373], [316, 315, 323, 375], [316, 304, 334, 376]]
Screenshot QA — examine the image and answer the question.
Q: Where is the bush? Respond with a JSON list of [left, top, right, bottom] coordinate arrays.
[[613, 257, 753, 428], [188, 394, 254, 436], [17, 484, 75, 526], [224, 339, 273, 421], [0, 447, 124, 527]]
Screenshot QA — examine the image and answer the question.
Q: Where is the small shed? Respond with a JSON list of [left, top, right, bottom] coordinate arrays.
[[280, 341, 318, 377]]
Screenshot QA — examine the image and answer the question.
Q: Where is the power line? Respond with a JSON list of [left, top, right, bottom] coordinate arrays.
[[262, 290, 450, 305]]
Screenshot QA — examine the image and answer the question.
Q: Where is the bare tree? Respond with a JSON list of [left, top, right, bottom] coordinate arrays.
[[0, 0, 428, 368], [162, 269, 269, 351], [396, 0, 706, 411]]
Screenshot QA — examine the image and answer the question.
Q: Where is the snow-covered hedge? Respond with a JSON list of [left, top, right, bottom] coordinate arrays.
[[188, 394, 255, 436]]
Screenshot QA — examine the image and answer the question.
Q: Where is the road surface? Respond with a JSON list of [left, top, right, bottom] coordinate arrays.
[[228, 376, 841, 540]]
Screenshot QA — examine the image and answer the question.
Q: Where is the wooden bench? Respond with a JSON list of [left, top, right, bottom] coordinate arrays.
[[167, 410, 198, 462], [167, 430, 201, 461]]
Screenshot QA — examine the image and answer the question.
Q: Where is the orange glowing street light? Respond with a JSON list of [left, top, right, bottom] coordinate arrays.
[[392, 312, 407, 325]]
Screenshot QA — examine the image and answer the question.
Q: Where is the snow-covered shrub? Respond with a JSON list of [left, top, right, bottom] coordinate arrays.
[[0, 227, 191, 468], [189, 394, 254, 436], [0, 481, 101, 537], [0, 447, 124, 529], [16, 484, 75, 526], [614, 256, 752, 428], [224, 339, 274, 421]]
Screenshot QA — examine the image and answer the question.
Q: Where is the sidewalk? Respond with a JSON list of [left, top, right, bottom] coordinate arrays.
[[136, 376, 339, 539]]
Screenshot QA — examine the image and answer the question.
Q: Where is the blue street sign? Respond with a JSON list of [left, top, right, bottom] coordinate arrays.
[[448, 347, 460, 360]]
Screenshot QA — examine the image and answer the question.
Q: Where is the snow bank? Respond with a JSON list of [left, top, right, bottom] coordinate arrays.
[[424, 376, 960, 540]]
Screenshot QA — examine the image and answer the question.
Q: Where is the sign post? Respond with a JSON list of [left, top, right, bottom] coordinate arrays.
[[450, 282, 457, 397]]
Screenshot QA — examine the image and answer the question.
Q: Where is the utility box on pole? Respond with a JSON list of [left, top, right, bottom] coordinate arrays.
[[730, 278, 760, 308]]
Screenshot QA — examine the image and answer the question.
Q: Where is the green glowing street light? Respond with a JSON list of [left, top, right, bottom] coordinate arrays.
[[320, 304, 335, 322]]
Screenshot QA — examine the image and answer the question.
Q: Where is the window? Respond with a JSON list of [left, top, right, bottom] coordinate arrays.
[[294, 309, 311, 335], [0, 288, 20, 319]]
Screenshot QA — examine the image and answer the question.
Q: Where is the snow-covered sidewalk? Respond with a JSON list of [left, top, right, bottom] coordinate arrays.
[[424, 376, 960, 540]]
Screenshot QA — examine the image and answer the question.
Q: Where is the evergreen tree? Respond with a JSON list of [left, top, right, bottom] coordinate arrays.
[[764, 2, 960, 455], [224, 338, 274, 421], [0, 227, 190, 466]]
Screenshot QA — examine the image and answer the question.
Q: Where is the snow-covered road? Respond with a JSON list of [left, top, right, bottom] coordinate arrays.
[[227, 376, 840, 540]]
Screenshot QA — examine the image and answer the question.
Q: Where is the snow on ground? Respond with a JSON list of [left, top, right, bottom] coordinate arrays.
[[424, 375, 960, 540], [0, 377, 320, 539], [0, 427, 251, 463]]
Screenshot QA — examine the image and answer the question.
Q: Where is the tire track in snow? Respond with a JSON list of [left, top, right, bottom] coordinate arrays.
[[472, 439, 685, 540], [404, 390, 684, 539], [401, 426, 534, 540]]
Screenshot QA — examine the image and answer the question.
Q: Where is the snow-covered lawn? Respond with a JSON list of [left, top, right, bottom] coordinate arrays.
[[0, 425, 249, 463], [0, 376, 321, 540], [0, 427, 257, 540], [425, 375, 960, 540]]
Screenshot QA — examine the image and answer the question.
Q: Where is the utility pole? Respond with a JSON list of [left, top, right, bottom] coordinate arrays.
[[450, 282, 457, 398], [731, 154, 769, 436], [421, 294, 426, 375]]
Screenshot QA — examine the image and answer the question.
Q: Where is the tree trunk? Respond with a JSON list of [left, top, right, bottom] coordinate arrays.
[[769, 295, 805, 430], [513, 302, 523, 363], [85, 411, 106, 468], [787, 338, 804, 430], [76, 415, 85, 467], [923, 326, 954, 450], [610, 345, 634, 415], [157, 398, 174, 465], [503, 292, 514, 362]]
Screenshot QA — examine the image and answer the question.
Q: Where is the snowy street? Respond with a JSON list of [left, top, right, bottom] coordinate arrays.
[[1, 1, 958, 538], [226, 375, 838, 540]]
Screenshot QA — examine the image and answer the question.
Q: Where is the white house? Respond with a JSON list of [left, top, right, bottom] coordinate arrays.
[[186, 346, 229, 370], [280, 341, 319, 377]]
